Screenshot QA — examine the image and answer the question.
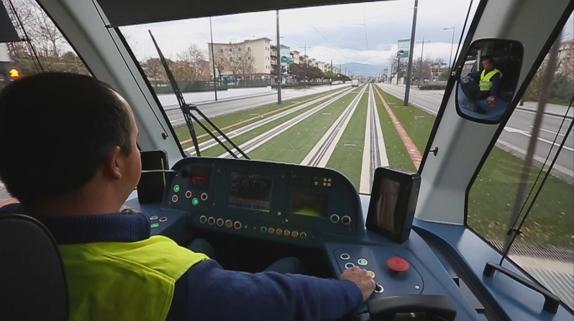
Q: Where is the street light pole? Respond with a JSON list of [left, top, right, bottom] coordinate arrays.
[[209, 17, 218, 101], [404, 0, 418, 106], [276, 10, 282, 104], [443, 26, 455, 72], [418, 38, 426, 85]]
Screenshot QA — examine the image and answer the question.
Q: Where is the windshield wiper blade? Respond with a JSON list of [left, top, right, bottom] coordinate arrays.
[[148, 30, 250, 159]]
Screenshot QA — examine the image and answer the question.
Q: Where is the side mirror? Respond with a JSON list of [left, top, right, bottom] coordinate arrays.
[[456, 39, 523, 123]]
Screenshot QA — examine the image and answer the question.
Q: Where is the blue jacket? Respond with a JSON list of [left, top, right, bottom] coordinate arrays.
[[0, 204, 362, 321]]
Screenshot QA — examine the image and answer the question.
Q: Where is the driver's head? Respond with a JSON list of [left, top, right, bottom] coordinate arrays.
[[480, 55, 494, 71], [0, 72, 141, 214]]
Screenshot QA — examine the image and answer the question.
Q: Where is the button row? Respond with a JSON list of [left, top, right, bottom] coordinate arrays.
[[199, 216, 243, 230], [170, 192, 208, 206], [149, 215, 168, 229], [259, 226, 308, 239], [339, 253, 369, 266], [329, 214, 352, 225]]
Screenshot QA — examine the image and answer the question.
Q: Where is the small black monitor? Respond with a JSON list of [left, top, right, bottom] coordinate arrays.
[[366, 167, 421, 243], [137, 150, 169, 204]]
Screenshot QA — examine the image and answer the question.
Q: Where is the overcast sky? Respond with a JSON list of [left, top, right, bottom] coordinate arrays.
[[121, 0, 479, 69]]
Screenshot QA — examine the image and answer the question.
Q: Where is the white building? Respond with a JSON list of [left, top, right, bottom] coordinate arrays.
[[208, 37, 272, 78]]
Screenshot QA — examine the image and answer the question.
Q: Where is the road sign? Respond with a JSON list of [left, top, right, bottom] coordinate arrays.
[[398, 39, 410, 58]]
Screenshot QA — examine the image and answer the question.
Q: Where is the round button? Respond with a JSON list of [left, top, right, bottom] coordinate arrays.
[[171, 194, 179, 203], [216, 218, 224, 227], [260, 226, 268, 233], [225, 219, 233, 229], [159, 217, 168, 223], [339, 253, 350, 260], [283, 229, 291, 237], [299, 232, 308, 239], [329, 214, 340, 223], [207, 217, 215, 225], [199, 215, 207, 224], [233, 221, 242, 230], [173, 184, 180, 193], [387, 256, 410, 272], [191, 198, 200, 206], [149, 215, 159, 221], [275, 228, 283, 236], [374, 283, 385, 294], [357, 258, 368, 266], [341, 215, 352, 225], [200, 192, 209, 201], [185, 190, 193, 199], [344, 262, 355, 269], [291, 231, 299, 238], [268, 227, 275, 234], [367, 271, 376, 279]]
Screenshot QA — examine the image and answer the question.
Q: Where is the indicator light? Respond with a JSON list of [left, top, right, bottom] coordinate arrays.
[[173, 185, 180, 193], [192, 198, 200, 206]]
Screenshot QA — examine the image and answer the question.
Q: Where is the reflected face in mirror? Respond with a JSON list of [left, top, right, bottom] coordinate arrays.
[[456, 39, 523, 122]]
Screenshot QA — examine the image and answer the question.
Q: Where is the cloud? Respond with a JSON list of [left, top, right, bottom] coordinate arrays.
[[121, 0, 477, 66]]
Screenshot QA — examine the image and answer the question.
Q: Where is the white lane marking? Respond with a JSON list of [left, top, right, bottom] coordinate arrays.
[[504, 127, 574, 152], [360, 85, 389, 194], [301, 85, 367, 167], [184, 88, 348, 154], [216, 88, 355, 158]]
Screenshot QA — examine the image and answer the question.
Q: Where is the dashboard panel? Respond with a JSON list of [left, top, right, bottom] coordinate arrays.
[[163, 157, 364, 247]]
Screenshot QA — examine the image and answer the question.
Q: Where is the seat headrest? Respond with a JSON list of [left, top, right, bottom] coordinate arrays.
[[0, 214, 69, 321]]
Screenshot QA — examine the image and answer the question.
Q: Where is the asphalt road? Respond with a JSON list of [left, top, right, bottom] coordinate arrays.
[[162, 84, 350, 126], [378, 83, 573, 183]]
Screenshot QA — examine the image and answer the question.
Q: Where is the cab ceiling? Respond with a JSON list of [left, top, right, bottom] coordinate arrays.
[[96, 0, 384, 26]]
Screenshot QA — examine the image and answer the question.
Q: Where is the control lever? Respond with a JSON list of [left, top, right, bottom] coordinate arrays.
[[367, 295, 456, 321]]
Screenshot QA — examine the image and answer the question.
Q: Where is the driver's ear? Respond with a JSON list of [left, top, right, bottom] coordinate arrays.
[[103, 146, 123, 179]]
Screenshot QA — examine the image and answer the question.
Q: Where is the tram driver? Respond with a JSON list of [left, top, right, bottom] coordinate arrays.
[[0, 72, 375, 321], [459, 55, 506, 117]]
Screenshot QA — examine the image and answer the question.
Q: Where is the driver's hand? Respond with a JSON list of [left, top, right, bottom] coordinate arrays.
[[487, 96, 496, 107], [340, 266, 376, 301]]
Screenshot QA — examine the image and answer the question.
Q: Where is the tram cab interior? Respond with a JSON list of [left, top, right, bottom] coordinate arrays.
[[0, 0, 573, 320]]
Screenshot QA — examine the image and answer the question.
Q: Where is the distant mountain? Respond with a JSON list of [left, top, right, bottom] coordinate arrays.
[[340, 62, 385, 77]]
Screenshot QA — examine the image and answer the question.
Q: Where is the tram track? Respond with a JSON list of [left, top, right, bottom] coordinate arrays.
[[359, 84, 389, 193], [217, 87, 356, 158], [185, 87, 351, 155], [301, 85, 367, 167]]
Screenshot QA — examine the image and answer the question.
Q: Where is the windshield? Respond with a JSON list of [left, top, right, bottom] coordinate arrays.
[[119, 0, 477, 193]]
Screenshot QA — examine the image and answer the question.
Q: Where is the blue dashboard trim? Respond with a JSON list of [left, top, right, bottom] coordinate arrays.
[[413, 219, 573, 321]]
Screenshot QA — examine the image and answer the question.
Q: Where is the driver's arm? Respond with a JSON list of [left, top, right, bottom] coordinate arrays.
[[169, 260, 364, 321], [490, 74, 502, 97]]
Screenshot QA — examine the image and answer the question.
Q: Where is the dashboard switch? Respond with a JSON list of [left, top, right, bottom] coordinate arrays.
[[341, 215, 352, 225], [199, 215, 207, 224], [200, 192, 209, 201], [207, 217, 215, 225], [344, 262, 355, 269], [185, 190, 193, 199], [329, 214, 340, 223], [357, 258, 368, 266], [339, 253, 350, 260], [216, 218, 224, 227], [233, 221, 242, 230], [387, 256, 410, 273], [225, 219, 233, 229]]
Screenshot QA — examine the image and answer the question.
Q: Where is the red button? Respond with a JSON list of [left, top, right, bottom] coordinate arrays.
[[387, 256, 410, 272]]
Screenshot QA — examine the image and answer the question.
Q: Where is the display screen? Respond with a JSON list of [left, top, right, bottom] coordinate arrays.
[[228, 172, 273, 212], [290, 192, 327, 217], [371, 177, 401, 231], [188, 167, 210, 188]]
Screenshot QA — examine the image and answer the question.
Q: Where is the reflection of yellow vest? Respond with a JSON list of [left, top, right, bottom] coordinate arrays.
[[479, 68, 502, 92], [59, 235, 209, 321]]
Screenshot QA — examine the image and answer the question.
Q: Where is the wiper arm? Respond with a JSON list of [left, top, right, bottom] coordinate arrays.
[[148, 30, 250, 159]]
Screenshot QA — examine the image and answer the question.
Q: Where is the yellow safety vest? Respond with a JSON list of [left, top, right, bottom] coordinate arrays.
[[479, 68, 502, 92], [59, 235, 209, 321]]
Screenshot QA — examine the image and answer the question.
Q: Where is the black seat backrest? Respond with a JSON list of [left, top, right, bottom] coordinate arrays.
[[0, 214, 68, 321]]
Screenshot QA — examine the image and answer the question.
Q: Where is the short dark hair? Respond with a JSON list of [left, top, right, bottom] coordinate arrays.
[[480, 55, 494, 64], [0, 72, 133, 206]]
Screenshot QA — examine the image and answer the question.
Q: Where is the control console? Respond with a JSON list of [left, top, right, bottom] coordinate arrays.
[[162, 158, 364, 246]]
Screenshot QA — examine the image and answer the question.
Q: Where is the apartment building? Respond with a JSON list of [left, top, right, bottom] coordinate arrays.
[[208, 37, 272, 78]]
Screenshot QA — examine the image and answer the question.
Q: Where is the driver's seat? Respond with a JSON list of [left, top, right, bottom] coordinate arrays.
[[0, 214, 69, 321]]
